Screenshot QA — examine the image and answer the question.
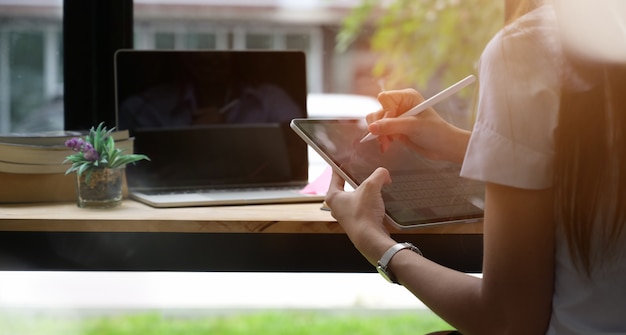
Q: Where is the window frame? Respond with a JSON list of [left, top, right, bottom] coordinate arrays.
[[63, 0, 133, 130]]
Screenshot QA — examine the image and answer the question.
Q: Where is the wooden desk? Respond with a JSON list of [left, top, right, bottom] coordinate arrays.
[[0, 200, 482, 234], [0, 200, 483, 272]]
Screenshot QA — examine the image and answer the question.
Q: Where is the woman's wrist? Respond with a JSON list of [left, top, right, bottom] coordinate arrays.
[[360, 235, 397, 266]]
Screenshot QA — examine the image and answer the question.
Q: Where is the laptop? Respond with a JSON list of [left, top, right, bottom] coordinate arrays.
[[114, 49, 324, 207], [290, 118, 485, 229]]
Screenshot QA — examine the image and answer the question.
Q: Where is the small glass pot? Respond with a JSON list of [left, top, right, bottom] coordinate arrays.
[[75, 167, 124, 208]]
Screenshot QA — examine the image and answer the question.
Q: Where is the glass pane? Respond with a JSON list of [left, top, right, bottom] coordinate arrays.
[[155, 32, 176, 49], [0, 3, 63, 135], [10, 31, 44, 122], [245, 33, 272, 49], [286, 34, 310, 52], [6, 31, 58, 134], [186, 33, 216, 49]]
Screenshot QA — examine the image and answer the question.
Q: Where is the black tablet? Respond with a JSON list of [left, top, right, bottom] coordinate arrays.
[[291, 118, 484, 229]]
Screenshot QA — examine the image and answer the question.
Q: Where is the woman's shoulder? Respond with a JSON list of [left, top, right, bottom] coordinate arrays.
[[480, 4, 562, 87], [486, 6, 559, 60]]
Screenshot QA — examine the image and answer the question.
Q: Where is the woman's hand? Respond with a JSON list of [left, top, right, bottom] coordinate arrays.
[[366, 88, 470, 164], [325, 167, 397, 265]]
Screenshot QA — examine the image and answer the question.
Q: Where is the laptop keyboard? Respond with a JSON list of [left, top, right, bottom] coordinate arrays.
[[143, 185, 303, 196]]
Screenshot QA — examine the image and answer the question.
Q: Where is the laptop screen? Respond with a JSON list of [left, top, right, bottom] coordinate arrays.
[[114, 50, 308, 189]]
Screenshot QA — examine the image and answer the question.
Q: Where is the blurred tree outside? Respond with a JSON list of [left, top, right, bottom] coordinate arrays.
[[337, 0, 504, 94]]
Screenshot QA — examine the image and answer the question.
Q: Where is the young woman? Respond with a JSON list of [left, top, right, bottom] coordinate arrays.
[[324, 1, 626, 334]]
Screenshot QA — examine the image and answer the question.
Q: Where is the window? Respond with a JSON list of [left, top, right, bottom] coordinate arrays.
[[0, 0, 374, 134], [132, 10, 326, 93], [0, 3, 63, 134]]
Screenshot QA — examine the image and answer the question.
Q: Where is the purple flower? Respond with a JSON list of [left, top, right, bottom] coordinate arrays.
[[65, 138, 86, 151], [82, 143, 100, 161], [65, 137, 99, 161]]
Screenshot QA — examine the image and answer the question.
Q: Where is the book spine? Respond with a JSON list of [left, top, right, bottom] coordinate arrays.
[[0, 138, 134, 167]]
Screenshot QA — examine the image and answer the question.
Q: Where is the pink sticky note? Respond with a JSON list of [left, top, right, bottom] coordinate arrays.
[[300, 165, 332, 195]]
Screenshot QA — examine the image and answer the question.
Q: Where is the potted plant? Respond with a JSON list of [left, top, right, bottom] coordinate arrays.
[[64, 122, 149, 208]]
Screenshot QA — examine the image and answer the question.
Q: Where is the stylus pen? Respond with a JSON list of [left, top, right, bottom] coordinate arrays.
[[359, 74, 476, 143]]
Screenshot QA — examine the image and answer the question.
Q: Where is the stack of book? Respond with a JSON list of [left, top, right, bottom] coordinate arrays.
[[0, 129, 132, 203]]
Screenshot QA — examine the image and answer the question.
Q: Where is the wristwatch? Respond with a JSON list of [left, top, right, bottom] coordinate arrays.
[[376, 242, 423, 284]]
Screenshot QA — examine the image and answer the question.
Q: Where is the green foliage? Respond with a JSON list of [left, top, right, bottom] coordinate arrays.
[[337, 0, 504, 90], [0, 310, 452, 335], [64, 122, 149, 178]]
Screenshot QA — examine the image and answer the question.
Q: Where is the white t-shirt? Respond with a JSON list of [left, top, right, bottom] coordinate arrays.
[[461, 5, 626, 334]]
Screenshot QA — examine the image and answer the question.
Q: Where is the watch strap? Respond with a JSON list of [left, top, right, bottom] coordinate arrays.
[[377, 242, 423, 284]]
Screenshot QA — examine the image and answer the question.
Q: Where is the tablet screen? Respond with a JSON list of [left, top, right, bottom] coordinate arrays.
[[291, 118, 484, 229]]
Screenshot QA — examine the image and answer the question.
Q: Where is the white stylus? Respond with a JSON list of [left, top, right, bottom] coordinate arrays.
[[359, 74, 476, 143]]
